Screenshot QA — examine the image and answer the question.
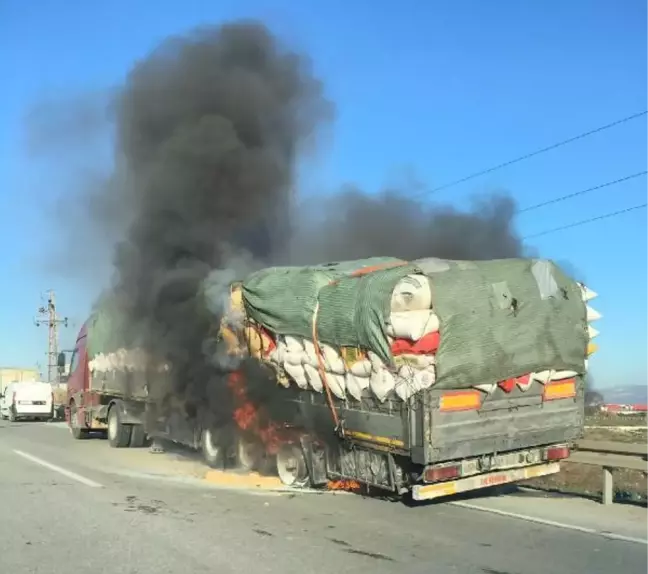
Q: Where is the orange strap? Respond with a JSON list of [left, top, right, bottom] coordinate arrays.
[[328, 260, 408, 287], [311, 302, 342, 434]]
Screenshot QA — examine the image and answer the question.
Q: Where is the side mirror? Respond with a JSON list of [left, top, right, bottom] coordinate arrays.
[[57, 352, 66, 369]]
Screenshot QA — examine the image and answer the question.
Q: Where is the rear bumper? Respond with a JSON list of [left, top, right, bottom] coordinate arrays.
[[14, 409, 52, 418], [411, 461, 560, 501]]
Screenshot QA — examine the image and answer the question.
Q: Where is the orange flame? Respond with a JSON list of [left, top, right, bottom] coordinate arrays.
[[227, 371, 284, 454], [327, 479, 362, 492]]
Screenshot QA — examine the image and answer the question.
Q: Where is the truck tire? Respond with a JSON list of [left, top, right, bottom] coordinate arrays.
[[69, 403, 88, 440], [236, 436, 267, 472], [276, 444, 309, 487], [107, 405, 132, 448], [201, 428, 225, 469], [128, 424, 147, 448]]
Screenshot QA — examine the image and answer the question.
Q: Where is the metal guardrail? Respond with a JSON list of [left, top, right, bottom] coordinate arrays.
[[570, 440, 648, 505]]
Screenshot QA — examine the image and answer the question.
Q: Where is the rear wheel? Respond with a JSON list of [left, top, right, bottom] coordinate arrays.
[[69, 403, 88, 439], [128, 424, 147, 448], [276, 444, 309, 487], [107, 405, 132, 448], [201, 428, 225, 468], [237, 437, 265, 471]]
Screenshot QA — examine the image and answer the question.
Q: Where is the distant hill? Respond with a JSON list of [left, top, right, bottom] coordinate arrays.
[[601, 384, 648, 405]]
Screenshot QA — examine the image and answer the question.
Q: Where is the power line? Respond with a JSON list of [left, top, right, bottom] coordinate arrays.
[[416, 110, 647, 198], [517, 171, 648, 214], [524, 203, 647, 239]]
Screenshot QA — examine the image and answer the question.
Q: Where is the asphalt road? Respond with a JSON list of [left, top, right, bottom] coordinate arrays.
[[1, 422, 646, 574]]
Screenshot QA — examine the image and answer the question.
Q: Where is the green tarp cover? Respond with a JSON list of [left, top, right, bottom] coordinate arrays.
[[428, 258, 587, 389], [242, 257, 417, 364], [240, 256, 588, 390]]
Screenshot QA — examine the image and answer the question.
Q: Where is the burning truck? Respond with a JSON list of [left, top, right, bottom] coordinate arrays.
[[63, 255, 600, 501]]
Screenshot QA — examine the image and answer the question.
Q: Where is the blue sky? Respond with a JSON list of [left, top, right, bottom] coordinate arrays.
[[0, 0, 646, 389]]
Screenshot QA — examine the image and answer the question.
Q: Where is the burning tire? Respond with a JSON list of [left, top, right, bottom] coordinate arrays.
[[236, 436, 266, 471], [201, 428, 225, 468], [276, 444, 309, 487]]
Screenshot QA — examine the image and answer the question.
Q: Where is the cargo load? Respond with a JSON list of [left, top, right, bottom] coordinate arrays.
[[217, 256, 596, 404]]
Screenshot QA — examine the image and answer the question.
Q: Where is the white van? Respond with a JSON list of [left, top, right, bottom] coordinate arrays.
[[0, 381, 53, 422]]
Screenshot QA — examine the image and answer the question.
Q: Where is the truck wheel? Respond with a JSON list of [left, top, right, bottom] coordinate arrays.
[[69, 403, 88, 440], [237, 437, 264, 471], [201, 428, 225, 469], [276, 444, 309, 487], [128, 424, 147, 448], [107, 405, 132, 448]]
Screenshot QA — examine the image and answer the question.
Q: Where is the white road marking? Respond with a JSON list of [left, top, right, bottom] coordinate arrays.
[[13, 449, 103, 488], [450, 500, 647, 545], [585, 425, 647, 431]]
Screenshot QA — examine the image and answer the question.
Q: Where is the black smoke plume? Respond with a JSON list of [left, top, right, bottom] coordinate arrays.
[[104, 21, 332, 424], [31, 20, 526, 431], [286, 186, 523, 264]]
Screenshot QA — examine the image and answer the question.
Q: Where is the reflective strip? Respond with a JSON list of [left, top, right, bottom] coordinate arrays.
[[412, 462, 561, 502]]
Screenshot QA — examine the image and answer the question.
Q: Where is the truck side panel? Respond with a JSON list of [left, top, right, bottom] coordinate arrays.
[[294, 391, 410, 453], [285, 376, 584, 467], [89, 370, 149, 400], [417, 379, 584, 464]]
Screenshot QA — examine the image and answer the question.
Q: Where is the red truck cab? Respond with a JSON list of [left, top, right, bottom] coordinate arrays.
[[65, 321, 93, 438]]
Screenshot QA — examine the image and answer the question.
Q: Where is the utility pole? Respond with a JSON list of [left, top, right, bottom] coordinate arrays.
[[34, 290, 68, 384]]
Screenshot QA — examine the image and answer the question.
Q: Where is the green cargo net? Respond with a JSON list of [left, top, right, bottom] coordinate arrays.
[[426, 258, 588, 389], [241, 257, 418, 365], [238, 256, 588, 389]]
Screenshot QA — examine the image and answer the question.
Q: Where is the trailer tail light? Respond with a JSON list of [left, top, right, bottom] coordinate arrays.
[[439, 390, 482, 412], [543, 379, 576, 401], [424, 463, 462, 483], [545, 445, 570, 461]]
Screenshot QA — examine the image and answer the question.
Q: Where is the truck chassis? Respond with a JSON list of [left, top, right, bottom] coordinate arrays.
[[67, 377, 580, 501]]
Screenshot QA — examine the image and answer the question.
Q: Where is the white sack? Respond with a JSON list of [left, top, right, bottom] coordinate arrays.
[[303, 364, 323, 393], [391, 274, 432, 312], [345, 372, 370, 401], [283, 362, 309, 389], [370, 367, 396, 402], [387, 310, 440, 341], [321, 344, 346, 375]]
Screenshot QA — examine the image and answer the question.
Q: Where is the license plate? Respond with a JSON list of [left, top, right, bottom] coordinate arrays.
[[18, 400, 33, 405]]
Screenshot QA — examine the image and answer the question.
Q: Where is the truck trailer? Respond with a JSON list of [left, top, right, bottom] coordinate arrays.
[[62, 256, 600, 501]]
